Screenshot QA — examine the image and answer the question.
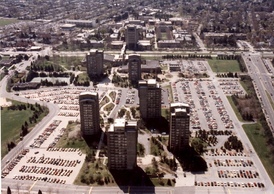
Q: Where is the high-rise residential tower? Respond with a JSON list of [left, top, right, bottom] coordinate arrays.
[[125, 25, 140, 50], [79, 92, 100, 135], [138, 79, 161, 119], [86, 49, 104, 78], [169, 102, 190, 152], [107, 118, 138, 170], [128, 54, 141, 83]]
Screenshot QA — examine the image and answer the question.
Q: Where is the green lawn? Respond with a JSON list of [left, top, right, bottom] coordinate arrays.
[[227, 96, 244, 122], [1, 100, 49, 158], [151, 178, 175, 186], [208, 59, 241, 72], [77, 73, 90, 83], [0, 18, 19, 26], [242, 123, 274, 184]]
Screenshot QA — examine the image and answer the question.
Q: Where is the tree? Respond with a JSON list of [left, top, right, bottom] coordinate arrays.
[[7, 186, 11, 194], [38, 189, 42, 194]]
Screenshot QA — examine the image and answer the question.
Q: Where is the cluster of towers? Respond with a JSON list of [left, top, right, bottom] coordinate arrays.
[[81, 50, 190, 171]]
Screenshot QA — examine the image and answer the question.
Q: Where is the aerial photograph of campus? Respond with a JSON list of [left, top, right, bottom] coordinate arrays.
[[0, 0, 274, 193]]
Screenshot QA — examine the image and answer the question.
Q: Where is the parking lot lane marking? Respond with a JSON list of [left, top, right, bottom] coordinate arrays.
[[89, 186, 93, 194], [29, 180, 37, 191]]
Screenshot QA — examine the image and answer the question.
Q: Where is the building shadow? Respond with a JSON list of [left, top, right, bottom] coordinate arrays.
[[141, 117, 169, 134], [109, 166, 155, 192], [82, 130, 106, 149], [171, 145, 208, 172]]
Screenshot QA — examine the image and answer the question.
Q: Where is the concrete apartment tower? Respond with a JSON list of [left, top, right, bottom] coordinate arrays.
[[107, 118, 138, 170], [79, 92, 100, 135], [128, 54, 141, 83], [138, 79, 161, 119], [169, 102, 190, 152], [125, 25, 139, 50], [86, 49, 104, 78]]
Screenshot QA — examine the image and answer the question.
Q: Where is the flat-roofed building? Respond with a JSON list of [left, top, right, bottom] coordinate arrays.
[[79, 92, 100, 135], [125, 25, 141, 50], [138, 79, 161, 119], [128, 54, 141, 83], [66, 19, 95, 27], [108, 118, 138, 170], [169, 102, 190, 152], [86, 49, 104, 78]]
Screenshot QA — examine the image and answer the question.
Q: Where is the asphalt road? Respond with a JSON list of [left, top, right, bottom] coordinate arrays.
[[242, 53, 274, 134], [1, 76, 60, 170]]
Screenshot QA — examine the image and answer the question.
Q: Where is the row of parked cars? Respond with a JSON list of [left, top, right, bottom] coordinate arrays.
[[13, 175, 67, 184], [218, 169, 259, 179], [2, 149, 29, 178], [195, 181, 265, 188]]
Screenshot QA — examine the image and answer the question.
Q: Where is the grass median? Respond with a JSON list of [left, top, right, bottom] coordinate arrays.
[[242, 123, 274, 183]]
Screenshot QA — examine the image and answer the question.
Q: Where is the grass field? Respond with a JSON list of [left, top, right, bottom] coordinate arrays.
[[242, 123, 274, 184], [1, 100, 49, 158], [77, 73, 90, 83], [227, 96, 244, 122], [0, 18, 19, 26], [208, 59, 241, 72]]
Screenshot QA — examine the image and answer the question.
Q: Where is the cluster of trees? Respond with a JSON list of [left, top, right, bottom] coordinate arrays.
[[224, 135, 243, 152], [137, 143, 145, 157], [113, 11, 129, 22], [30, 63, 63, 72], [117, 108, 126, 118], [162, 54, 212, 60], [111, 74, 131, 87], [216, 55, 239, 60], [73, 75, 90, 87], [160, 155, 177, 171], [237, 56, 247, 72], [81, 157, 113, 185], [155, 12, 173, 21], [206, 35, 237, 47], [26, 70, 71, 82], [130, 107, 138, 118], [231, 94, 256, 121], [191, 138, 206, 154], [40, 79, 68, 87], [194, 129, 226, 147], [7, 141, 16, 151], [145, 157, 160, 177], [6, 104, 26, 111], [216, 72, 238, 78], [150, 136, 164, 156]]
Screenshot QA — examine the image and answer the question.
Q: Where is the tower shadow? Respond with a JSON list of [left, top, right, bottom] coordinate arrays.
[[109, 166, 155, 193], [141, 117, 169, 134], [171, 145, 208, 172]]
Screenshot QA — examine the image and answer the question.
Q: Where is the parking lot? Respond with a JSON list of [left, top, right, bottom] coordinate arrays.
[[170, 78, 266, 190]]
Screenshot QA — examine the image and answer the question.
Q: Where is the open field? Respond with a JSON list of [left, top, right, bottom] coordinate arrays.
[[208, 59, 241, 72], [0, 18, 19, 26], [36, 56, 83, 71], [1, 100, 49, 158], [242, 123, 274, 184]]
